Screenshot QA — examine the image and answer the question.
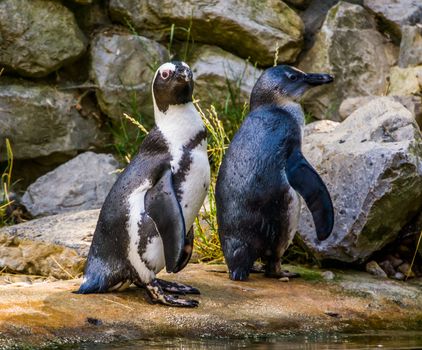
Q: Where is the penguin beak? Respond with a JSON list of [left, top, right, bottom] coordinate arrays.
[[176, 67, 192, 82], [304, 73, 334, 86]]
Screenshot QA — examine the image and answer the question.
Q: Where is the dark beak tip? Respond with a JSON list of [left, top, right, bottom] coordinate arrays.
[[326, 74, 334, 82]]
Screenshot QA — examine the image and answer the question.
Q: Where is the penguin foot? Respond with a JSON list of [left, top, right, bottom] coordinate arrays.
[[265, 270, 300, 279], [155, 278, 200, 295], [145, 279, 199, 308]]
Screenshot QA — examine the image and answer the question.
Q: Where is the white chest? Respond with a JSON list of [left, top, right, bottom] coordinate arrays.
[[177, 140, 210, 229], [156, 102, 211, 230]]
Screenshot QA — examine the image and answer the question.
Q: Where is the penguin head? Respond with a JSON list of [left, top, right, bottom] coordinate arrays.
[[152, 61, 194, 113], [250, 65, 333, 110]]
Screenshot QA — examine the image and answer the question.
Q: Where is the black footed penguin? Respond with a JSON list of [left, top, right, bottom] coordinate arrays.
[[215, 65, 334, 281], [77, 62, 210, 307]]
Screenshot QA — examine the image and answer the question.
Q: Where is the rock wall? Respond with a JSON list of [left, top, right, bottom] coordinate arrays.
[[1, 0, 420, 167]]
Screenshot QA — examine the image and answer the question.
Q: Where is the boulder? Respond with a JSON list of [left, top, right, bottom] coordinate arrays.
[[189, 46, 262, 110], [339, 95, 422, 127], [363, 0, 422, 40], [299, 2, 396, 121], [91, 30, 168, 120], [21, 152, 118, 217], [387, 66, 422, 96], [0, 0, 86, 78], [299, 97, 422, 263], [0, 209, 98, 279], [399, 25, 422, 68], [366, 261, 387, 278], [109, 0, 304, 66], [0, 82, 107, 161]]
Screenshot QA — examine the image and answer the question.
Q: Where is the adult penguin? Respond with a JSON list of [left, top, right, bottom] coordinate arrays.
[[215, 65, 334, 281], [77, 61, 210, 307]]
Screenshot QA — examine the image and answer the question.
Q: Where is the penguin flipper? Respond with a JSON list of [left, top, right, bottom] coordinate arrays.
[[145, 168, 186, 273], [172, 226, 194, 272], [286, 149, 334, 240]]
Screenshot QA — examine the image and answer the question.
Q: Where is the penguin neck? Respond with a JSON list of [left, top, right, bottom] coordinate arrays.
[[279, 100, 305, 128], [252, 98, 305, 128], [154, 102, 204, 144]]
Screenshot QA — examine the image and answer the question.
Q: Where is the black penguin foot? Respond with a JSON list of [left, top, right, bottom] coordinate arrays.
[[265, 270, 301, 279], [145, 279, 199, 308], [155, 278, 200, 295]]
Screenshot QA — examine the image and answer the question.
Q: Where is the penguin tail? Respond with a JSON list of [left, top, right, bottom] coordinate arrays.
[[75, 257, 124, 294], [222, 237, 254, 281], [229, 267, 250, 281], [75, 275, 107, 294]]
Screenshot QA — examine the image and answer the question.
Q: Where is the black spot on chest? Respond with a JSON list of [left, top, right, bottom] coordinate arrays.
[[173, 129, 207, 200]]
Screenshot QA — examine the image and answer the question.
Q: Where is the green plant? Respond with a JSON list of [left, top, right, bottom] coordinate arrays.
[[192, 101, 230, 263], [165, 16, 195, 62], [194, 185, 224, 264], [0, 139, 14, 227], [109, 98, 150, 165]]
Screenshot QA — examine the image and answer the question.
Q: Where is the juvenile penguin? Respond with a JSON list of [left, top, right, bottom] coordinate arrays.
[[215, 65, 334, 281], [77, 61, 210, 307]]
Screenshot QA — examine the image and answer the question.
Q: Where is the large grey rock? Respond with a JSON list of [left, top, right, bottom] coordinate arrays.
[[91, 30, 168, 120], [299, 2, 396, 121], [0, 209, 99, 279], [363, 0, 422, 39], [299, 98, 422, 263], [0, 0, 86, 78], [190, 46, 262, 109], [339, 95, 422, 127], [387, 66, 422, 96], [22, 152, 118, 217], [0, 82, 107, 161], [109, 0, 304, 66], [399, 25, 422, 68]]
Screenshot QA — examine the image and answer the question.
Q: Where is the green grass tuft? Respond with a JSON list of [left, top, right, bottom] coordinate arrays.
[[0, 139, 15, 227]]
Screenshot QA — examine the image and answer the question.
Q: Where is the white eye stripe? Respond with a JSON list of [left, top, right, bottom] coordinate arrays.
[[290, 67, 305, 75], [159, 62, 176, 74]]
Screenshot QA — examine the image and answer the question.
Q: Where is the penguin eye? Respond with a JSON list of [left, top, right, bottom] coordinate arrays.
[[160, 69, 172, 80], [288, 74, 298, 82]]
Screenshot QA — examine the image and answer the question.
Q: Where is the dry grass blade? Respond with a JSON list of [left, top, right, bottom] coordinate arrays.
[[50, 256, 76, 279], [406, 230, 422, 281], [123, 113, 149, 135], [194, 100, 229, 176], [103, 297, 135, 311]]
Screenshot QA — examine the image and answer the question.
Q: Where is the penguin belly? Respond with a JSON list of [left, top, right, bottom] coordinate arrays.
[[273, 187, 301, 258], [176, 142, 210, 230]]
